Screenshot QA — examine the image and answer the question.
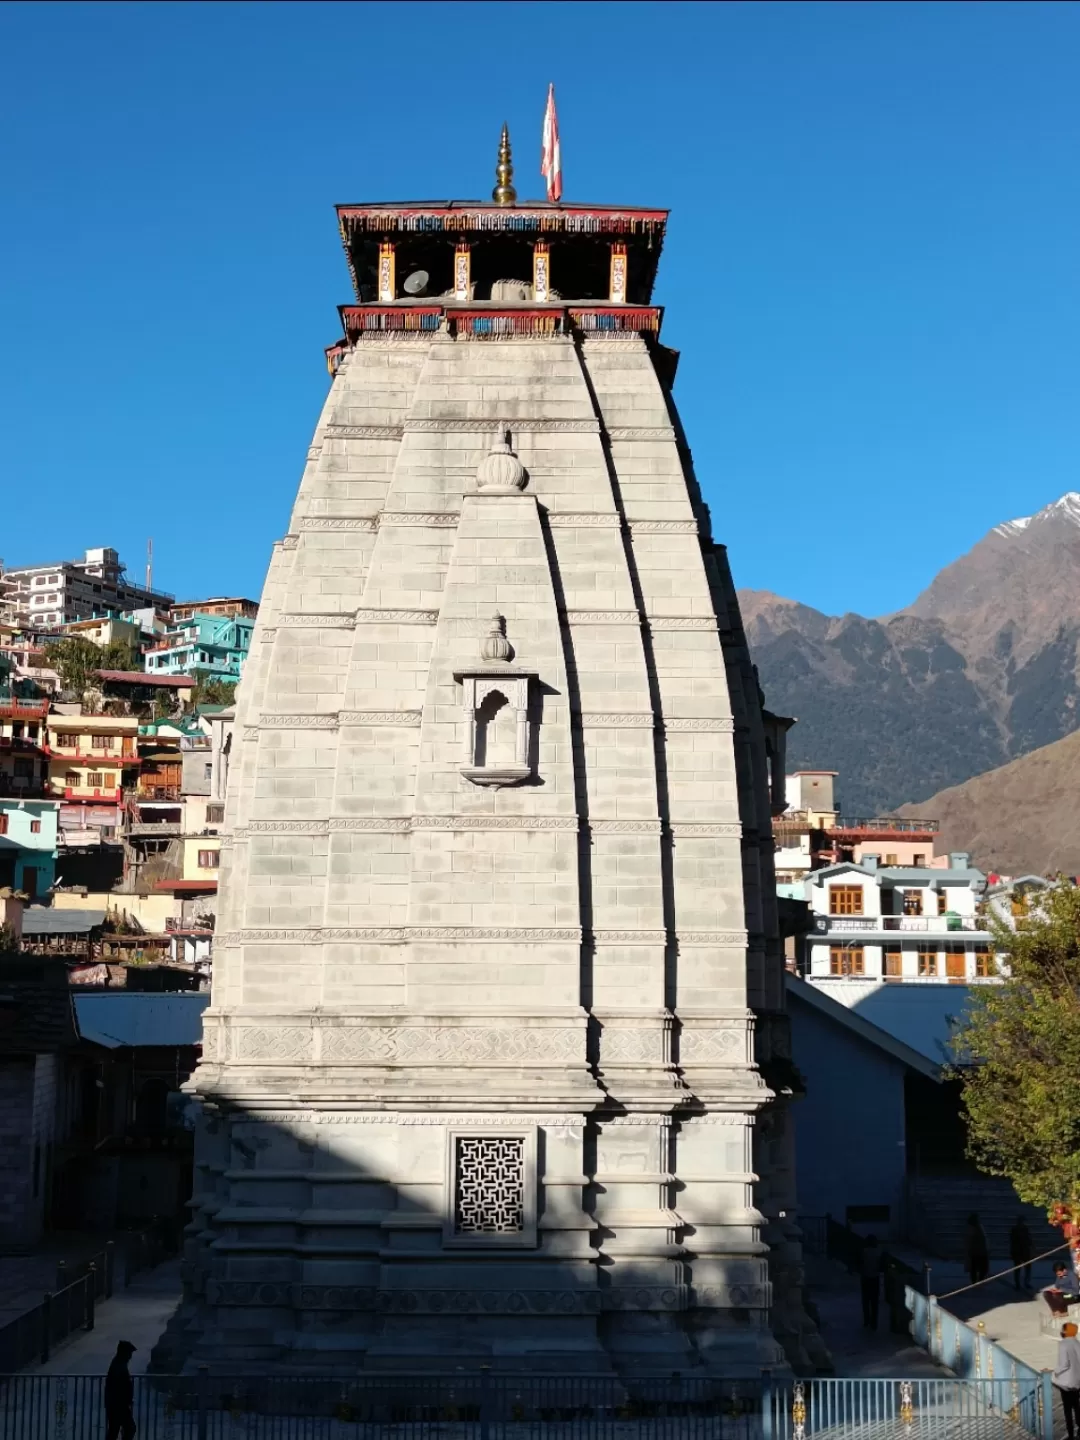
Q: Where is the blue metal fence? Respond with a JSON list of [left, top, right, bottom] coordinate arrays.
[[907, 1287, 1053, 1440], [0, 1371, 1051, 1440]]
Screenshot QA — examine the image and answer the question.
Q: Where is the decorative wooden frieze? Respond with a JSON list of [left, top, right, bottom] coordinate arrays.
[[377, 241, 395, 301], [453, 242, 471, 301], [609, 242, 628, 304], [532, 241, 551, 302]]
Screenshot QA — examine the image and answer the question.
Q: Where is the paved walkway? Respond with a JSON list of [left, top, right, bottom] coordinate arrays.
[[26, 1258, 182, 1376], [805, 1256, 951, 1378], [0, 1231, 121, 1324]]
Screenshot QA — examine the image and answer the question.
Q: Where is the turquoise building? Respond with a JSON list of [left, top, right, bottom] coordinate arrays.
[[144, 614, 253, 681], [0, 799, 59, 901]]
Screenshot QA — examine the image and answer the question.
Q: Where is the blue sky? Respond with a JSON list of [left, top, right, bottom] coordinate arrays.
[[2, 1, 1076, 617]]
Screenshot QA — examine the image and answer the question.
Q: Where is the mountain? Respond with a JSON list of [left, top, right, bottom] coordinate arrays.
[[895, 729, 1080, 877], [740, 493, 1080, 814]]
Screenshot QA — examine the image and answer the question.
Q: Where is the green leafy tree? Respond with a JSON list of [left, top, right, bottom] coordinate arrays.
[[100, 638, 140, 672], [188, 670, 237, 710], [955, 883, 1080, 1223], [44, 636, 102, 698]]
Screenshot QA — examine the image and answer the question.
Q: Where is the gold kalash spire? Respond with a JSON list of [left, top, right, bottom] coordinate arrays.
[[492, 123, 517, 206]]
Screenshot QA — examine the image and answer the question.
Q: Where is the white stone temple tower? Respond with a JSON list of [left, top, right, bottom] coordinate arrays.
[[180, 134, 819, 1375]]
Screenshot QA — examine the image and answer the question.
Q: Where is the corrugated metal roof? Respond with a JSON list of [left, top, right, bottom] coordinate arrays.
[[804, 977, 976, 1066], [73, 992, 209, 1048], [22, 907, 107, 935]]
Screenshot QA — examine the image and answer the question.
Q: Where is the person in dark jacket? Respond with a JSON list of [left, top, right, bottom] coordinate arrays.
[[104, 1340, 136, 1440], [859, 1235, 883, 1329], [965, 1213, 990, 1287], [1010, 1216, 1033, 1290]]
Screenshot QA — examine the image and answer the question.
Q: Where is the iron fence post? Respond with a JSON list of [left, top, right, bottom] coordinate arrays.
[[762, 1368, 774, 1440], [105, 1241, 115, 1298], [86, 1265, 96, 1331], [41, 1291, 52, 1365], [479, 1363, 491, 1440], [1040, 1369, 1054, 1440], [197, 1363, 209, 1440], [55, 1259, 66, 1294]]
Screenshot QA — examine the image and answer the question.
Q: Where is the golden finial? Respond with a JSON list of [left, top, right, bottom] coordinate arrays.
[[492, 123, 517, 206]]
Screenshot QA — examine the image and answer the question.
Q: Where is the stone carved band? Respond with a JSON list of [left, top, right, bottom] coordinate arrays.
[[323, 424, 404, 440], [663, 717, 735, 732], [678, 931, 749, 946], [298, 516, 378, 531], [593, 930, 667, 944], [564, 611, 641, 625], [679, 1029, 747, 1061], [379, 512, 460, 527], [355, 608, 439, 625], [278, 613, 355, 629], [320, 1026, 581, 1065], [233, 1112, 586, 1126], [339, 711, 424, 726], [606, 427, 676, 441], [221, 926, 582, 944], [257, 629, 278, 643], [404, 418, 600, 433], [649, 617, 719, 631], [234, 1027, 313, 1063], [238, 815, 576, 835], [588, 819, 662, 834], [629, 520, 699, 534], [258, 713, 338, 729], [200, 1282, 764, 1313], [671, 822, 742, 837], [546, 513, 621, 528], [278, 535, 299, 550], [580, 713, 654, 728], [600, 1029, 667, 1063]]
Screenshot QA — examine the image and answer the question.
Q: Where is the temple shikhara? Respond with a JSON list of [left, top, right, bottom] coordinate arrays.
[[178, 130, 819, 1374]]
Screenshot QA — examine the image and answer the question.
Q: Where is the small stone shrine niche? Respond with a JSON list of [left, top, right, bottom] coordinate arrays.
[[455, 615, 536, 787]]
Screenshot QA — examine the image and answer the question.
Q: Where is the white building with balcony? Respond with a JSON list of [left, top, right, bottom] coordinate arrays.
[[804, 851, 996, 984]]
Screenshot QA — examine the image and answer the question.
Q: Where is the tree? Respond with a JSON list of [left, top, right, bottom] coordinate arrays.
[[955, 882, 1080, 1266], [188, 669, 237, 709], [44, 636, 102, 698], [100, 638, 139, 673]]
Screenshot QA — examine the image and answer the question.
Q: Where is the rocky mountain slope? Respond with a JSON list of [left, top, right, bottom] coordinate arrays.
[[740, 493, 1080, 813], [895, 729, 1080, 877]]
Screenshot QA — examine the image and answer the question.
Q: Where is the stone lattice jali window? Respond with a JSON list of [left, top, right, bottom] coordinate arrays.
[[443, 1127, 538, 1248]]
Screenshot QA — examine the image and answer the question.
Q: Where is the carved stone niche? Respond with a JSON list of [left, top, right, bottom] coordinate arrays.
[[454, 615, 537, 788]]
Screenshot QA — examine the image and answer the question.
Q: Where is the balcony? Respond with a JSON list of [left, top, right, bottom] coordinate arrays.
[[823, 915, 984, 934], [128, 821, 183, 837], [137, 786, 182, 802], [828, 817, 940, 836], [63, 786, 121, 803], [51, 748, 138, 765]]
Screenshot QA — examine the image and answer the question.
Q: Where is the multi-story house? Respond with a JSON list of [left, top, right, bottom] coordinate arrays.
[[0, 800, 59, 900], [169, 597, 258, 624], [803, 851, 995, 983], [774, 768, 940, 893], [144, 613, 253, 681], [46, 714, 141, 845], [3, 548, 173, 629]]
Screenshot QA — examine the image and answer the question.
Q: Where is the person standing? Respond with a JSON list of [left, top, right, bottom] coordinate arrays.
[[859, 1234, 883, 1330], [1054, 1322, 1080, 1440], [1010, 1216, 1033, 1290], [104, 1340, 137, 1440], [965, 1213, 990, 1287]]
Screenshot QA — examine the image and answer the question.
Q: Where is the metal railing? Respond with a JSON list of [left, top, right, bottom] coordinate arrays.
[[907, 1287, 1051, 1438], [825, 915, 985, 933], [824, 1217, 923, 1335], [0, 1371, 1050, 1440], [832, 817, 940, 834]]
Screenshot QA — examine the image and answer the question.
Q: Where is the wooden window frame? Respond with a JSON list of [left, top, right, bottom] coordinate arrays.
[[829, 884, 864, 917], [902, 890, 924, 917], [829, 946, 864, 976], [884, 949, 903, 979], [917, 948, 937, 977]]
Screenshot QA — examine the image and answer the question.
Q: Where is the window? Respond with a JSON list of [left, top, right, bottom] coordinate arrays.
[[937, 890, 948, 916], [64, 771, 79, 787], [884, 949, 903, 978], [830, 946, 864, 976], [974, 949, 995, 978], [87, 772, 104, 788], [917, 949, 937, 977], [96, 735, 114, 753], [29, 820, 41, 834], [829, 885, 864, 916], [913, 853, 926, 866], [444, 1129, 537, 1247], [885, 853, 899, 865], [0, 815, 7, 836], [197, 849, 220, 869], [204, 763, 212, 781], [13, 758, 31, 779], [206, 804, 225, 824], [902, 891, 923, 917]]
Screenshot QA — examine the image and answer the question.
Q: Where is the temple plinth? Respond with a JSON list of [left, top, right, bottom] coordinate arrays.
[[178, 175, 819, 1375]]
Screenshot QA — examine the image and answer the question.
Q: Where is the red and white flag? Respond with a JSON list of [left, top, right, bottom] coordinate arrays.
[[541, 83, 562, 202]]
